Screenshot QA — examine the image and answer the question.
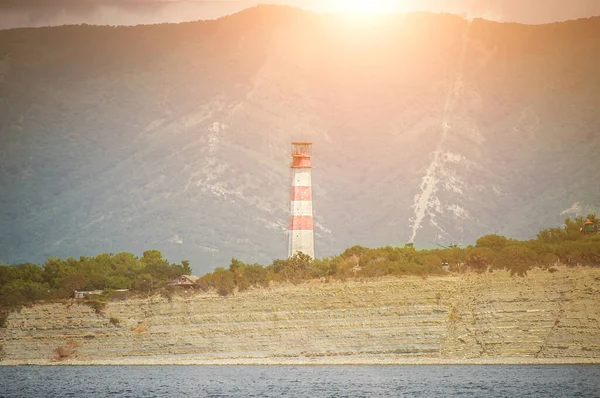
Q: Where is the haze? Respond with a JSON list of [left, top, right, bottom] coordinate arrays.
[[1, 0, 600, 30]]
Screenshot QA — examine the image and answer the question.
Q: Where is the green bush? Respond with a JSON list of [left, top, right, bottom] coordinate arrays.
[[466, 247, 496, 272], [198, 268, 236, 297], [0, 214, 598, 316], [494, 245, 538, 276], [83, 299, 106, 314], [476, 234, 508, 251]]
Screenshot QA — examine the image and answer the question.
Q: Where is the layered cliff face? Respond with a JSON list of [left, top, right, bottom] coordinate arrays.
[[1, 267, 599, 365], [1, 7, 600, 273]]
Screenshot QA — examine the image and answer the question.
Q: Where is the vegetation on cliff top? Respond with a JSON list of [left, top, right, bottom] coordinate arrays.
[[200, 215, 600, 296], [0, 216, 598, 321], [0, 249, 191, 325]]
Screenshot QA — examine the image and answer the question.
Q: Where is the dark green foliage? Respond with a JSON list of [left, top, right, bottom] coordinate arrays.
[[0, 250, 190, 315], [197, 268, 236, 297], [83, 299, 106, 314], [141, 250, 173, 282], [466, 247, 496, 272], [180, 261, 193, 276], [270, 253, 313, 284], [81, 290, 113, 314], [0, 280, 51, 308], [0, 216, 598, 314], [494, 246, 538, 276], [196, 258, 271, 296], [193, 216, 599, 286], [0, 312, 8, 328], [476, 235, 509, 251]]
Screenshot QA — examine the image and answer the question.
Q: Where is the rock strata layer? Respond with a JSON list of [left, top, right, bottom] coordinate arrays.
[[1, 267, 599, 365]]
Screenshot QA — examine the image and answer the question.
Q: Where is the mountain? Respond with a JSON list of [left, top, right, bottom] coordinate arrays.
[[1, 5, 599, 274]]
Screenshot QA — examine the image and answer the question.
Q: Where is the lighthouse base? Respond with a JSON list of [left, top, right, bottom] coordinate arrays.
[[288, 230, 314, 259]]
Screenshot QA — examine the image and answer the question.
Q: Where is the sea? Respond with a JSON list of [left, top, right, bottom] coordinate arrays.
[[1, 365, 599, 397]]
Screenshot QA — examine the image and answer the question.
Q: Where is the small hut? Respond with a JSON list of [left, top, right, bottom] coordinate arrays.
[[73, 290, 104, 299], [168, 275, 200, 288]]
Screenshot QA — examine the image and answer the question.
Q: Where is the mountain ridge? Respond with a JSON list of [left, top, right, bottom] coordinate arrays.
[[1, 6, 599, 274]]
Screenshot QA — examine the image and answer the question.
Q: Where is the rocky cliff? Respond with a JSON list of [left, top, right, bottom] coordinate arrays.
[[1, 266, 599, 365]]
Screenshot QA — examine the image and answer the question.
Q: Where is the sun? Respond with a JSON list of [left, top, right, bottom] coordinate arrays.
[[328, 0, 399, 14]]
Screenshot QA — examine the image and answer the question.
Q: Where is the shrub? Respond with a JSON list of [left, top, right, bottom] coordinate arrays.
[[83, 299, 106, 314], [195, 277, 211, 292], [212, 269, 236, 296], [358, 258, 390, 277], [244, 264, 270, 288], [106, 275, 132, 290], [236, 278, 250, 293], [54, 346, 76, 361], [270, 253, 313, 284], [340, 246, 368, 259], [466, 247, 496, 272], [494, 245, 538, 276], [476, 234, 508, 251], [160, 285, 176, 301], [228, 259, 269, 292], [417, 254, 443, 268]]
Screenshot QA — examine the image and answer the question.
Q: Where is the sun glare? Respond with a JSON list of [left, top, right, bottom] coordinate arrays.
[[328, 0, 399, 15]]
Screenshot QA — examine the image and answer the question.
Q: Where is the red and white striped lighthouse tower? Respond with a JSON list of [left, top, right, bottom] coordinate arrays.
[[288, 142, 314, 259]]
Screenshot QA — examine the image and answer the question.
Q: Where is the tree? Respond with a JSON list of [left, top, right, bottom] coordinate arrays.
[[495, 245, 538, 276], [229, 258, 245, 279], [0, 266, 18, 287], [181, 260, 192, 275], [536, 227, 564, 243], [228, 258, 249, 291], [273, 252, 313, 283], [113, 252, 144, 274], [340, 246, 367, 259], [141, 250, 173, 282], [169, 260, 192, 278], [106, 275, 132, 290], [564, 217, 585, 240], [475, 235, 508, 251], [211, 268, 236, 297], [466, 247, 496, 272]]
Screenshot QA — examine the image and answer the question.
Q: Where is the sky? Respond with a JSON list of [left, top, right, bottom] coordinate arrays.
[[1, 0, 600, 30]]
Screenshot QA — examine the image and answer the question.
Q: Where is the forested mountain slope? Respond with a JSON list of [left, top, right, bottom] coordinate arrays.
[[1, 6, 599, 274]]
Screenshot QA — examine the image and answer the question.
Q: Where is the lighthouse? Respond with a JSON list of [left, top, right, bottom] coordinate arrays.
[[288, 142, 315, 259]]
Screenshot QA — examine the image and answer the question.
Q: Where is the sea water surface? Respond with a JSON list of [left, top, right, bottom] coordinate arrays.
[[1, 365, 599, 397]]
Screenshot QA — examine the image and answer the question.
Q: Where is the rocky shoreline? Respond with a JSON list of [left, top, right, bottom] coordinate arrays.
[[2, 356, 600, 367], [2, 267, 600, 366]]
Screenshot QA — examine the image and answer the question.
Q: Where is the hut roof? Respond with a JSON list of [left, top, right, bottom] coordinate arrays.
[[169, 275, 200, 286]]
